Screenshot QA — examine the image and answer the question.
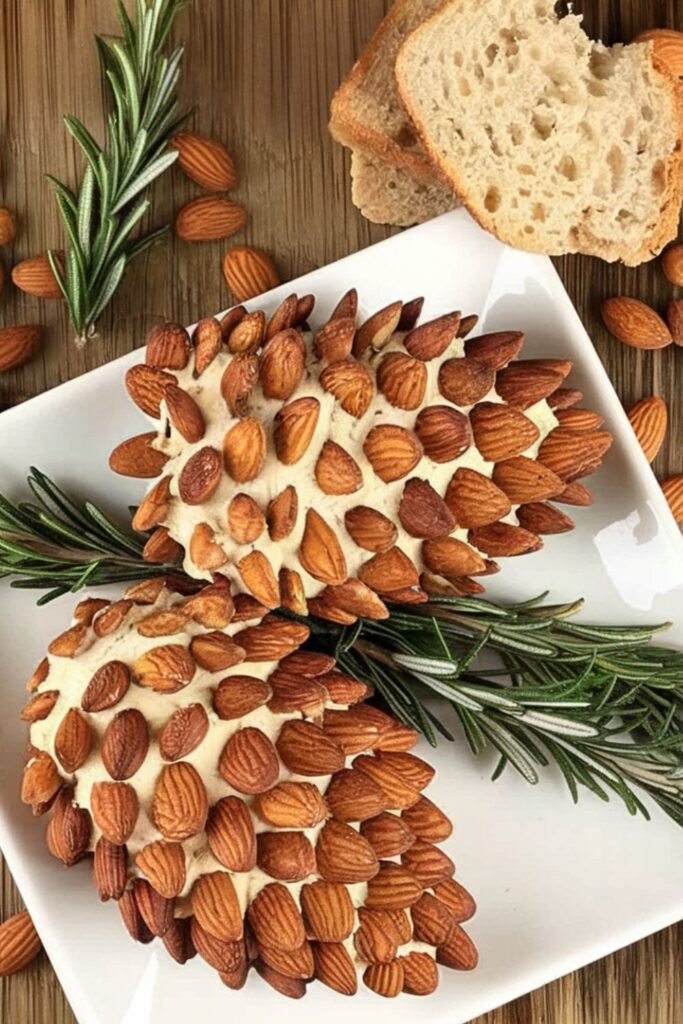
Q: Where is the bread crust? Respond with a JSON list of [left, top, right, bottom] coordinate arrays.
[[329, 0, 446, 185], [396, 6, 683, 265]]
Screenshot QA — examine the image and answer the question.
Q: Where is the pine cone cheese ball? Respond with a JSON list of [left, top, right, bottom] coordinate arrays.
[[113, 291, 611, 621], [20, 582, 477, 998]]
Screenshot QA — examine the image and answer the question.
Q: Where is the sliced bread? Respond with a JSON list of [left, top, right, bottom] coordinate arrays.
[[330, 0, 445, 184], [396, 0, 683, 264], [351, 150, 456, 226]]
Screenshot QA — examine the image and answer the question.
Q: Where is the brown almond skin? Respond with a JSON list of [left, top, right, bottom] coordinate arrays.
[[260, 328, 305, 400], [158, 703, 209, 761], [248, 883, 306, 952], [11, 253, 63, 298], [165, 384, 205, 442], [178, 446, 223, 504], [93, 838, 127, 902], [170, 132, 237, 191], [175, 196, 247, 242], [256, 831, 316, 881], [223, 418, 266, 482], [601, 297, 672, 350], [125, 364, 177, 417], [312, 941, 358, 995], [0, 912, 42, 978], [136, 840, 187, 899], [91, 781, 139, 845], [206, 795, 257, 871], [301, 882, 355, 942], [46, 787, 92, 865], [399, 478, 456, 538], [219, 727, 280, 794], [109, 431, 170, 478], [54, 708, 92, 773], [626, 396, 667, 463], [153, 762, 209, 841], [273, 397, 321, 464], [404, 311, 460, 361], [223, 246, 280, 302], [0, 325, 42, 371], [146, 323, 191, 369], [253, 781, 327, 829], [101, 708, 149, 780], [377, 351, 427, 410]]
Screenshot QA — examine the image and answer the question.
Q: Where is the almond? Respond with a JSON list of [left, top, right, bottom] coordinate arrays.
[[254, 781, 328, 829], [223, 246, 279, 301], [316, 668, 370, 703], [191, 918, 246, 974], [464, 329, 524, 368], [0, 912, 41, 977], [353, 754, 421, 810], [627, 396, 667, 463], [192, 316, 224, 375], [313, 317, 355, 362], [468, 521, 541, 556], [142, 526, 182, 565], [666, 299, 683, 346], [275, 718, 344, 775], [146, 323, 191, 370], [274, 396, 321, 464], [267, 671, 327, 715], [401, 795, 454, 841], [554, 408, 605, 431], [91, 781, 139, 844], [397, 296, 424, 330], [662, 474, 683, 522], [223, 417, 266, 482], [516, 502, 575, 534], [11, 253, 63, 298], [109, 431, 169, 478], [307, 598, 356, 625], [315, 440, 363, 494], [238, 550, 280, 607], [353, 300, 402, 357], [206, 795, 257, 871], [470, 402, 540, 461], [537, 427, 612, 480], [401, 839, 454, 886], [25, 657, 50, 693], [360, 812, 416, 858], [221, 352, 259, 415], [258, 940, 314, 980], [662, 243, 683, 287], [213, 675, 271, 719], [376, 750, 435, 789], [320, 578, 389, 620], [423, 573, 485, 597], [219, 727, 280, 794], [400, 951, 439, 995], [0, 324, 42, 371], [175, 196, 246, 242], [325, 767, 386, 821], [153, 761, 208, 840], [315, 819, 379, 884], [635, 28, 683, 76], [548, 387, 583, 410], [227, 493, 266, 543], [330, 288, 358, 321], [189, 522, 227, 570], [354, 907, 399, 963], [192, 871, 243, 942], [266, 294, 299, 340], [295, 294, 315, 326], [445, 467, 511, 527], [363, 424, 422, 482], [0, 207, 16, 245], [601, 297, 672, 349], [248, 883, 306, 953], [398, 478, 456, 538], [267, 485, 299, 540], [21, 689, 60, 724], [234, 617, 309, 660], [47, 623, 88, 657], [494, 362, 565, 409], [162, 918, 196, 966], [433, 878, 477, 922], [415, 405, 472, 462], [158, 703, 209, 761], [365, 862, 423, 910], [260, 328, 305, 399], [376, 351, 428, 410], [438, 357, 494, 405], [46, 787, 91, 864], [93, 601, 134, 637], [21, 751, 62, 811], [133, 878, 173, 937], [404, 311, 460, 360], [226, 309, 265, 353], [320, 359, 374, 417], [178, 445, 223, 503], [257, 831, 316, 881], [125, 364, 176, 416], [190, 631, 246, 671], [436, 926, 479, 970], [54, 707, 92, 774], [164, 384, 205, 442], [299, 508, 348, 584], [136, 840, 186, 898], [301, 881, 354, 942], [183, 585, 235, 628], [344, 506, 398, 552], [313, 942, 358, 995], [101, 708, 149, 780], [170, 131, 237, 190], [93, 837, 127, 902], [322, 707, 381, 754], [134, 643, 196, 692], [492, 455, 564, 502], [363, 960, 404, 997], [357, 546, 419, 591], [81, 662, 131, 716]]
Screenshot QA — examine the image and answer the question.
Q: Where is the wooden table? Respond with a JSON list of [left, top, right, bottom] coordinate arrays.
[[1, 1, 682, 1021]]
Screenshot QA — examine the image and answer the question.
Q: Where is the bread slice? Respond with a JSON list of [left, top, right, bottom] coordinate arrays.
[[396, 0, 683, 264], [330, 0, 446, 184], [350, 150, 456, 225]]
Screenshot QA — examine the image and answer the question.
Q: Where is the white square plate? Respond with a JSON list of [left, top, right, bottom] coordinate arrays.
[[1, 209, 683, 1024]]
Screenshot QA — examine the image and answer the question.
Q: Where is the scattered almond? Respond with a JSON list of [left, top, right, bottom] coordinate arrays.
[[0, 207, 16, 246], [601, 297, 672, 349], [667, 299, 683, 346], [0, 912, 41, 977], [661, 474, 683, 522], [627, 396, 667, 463], [170, 132, 237, 191], [223, 246, 280, 301], [176, 196, 246, 242], [0, 324, 42, 371], [11, 252, 63, 298]]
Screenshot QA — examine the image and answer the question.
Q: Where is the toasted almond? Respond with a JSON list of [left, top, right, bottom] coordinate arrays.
[[227, 493, 265, 543], [329, 288, 358, 321], [666, 299, 683, 346], [164, 383, 205, 442], [322, 707, 380, 754], [320, 578, 389, 620], [363, 959, 404, 998], [136, 607, 188, 637], [21, 688, 59, 724], [662, 243, 683, 287], [537, 427, 612, 480], [183, 585, 235, 628], [206, 794, 257, 871], [146, 323, 191, 370], [601, 297, 672, 349], [93, 837, 127, 902], [353, 301, 402, 357], [171, 131, 237, 190], [191, 918, 245, 973], [92, 599, 133, 638], [313, 941, 358, 995], [226, 309, 264, 352], [46, 786, 91, 864], [363, 425, 422, 482], [234, 616, 309, 660], [354, 907, 399, 964], [404, 311, 460, 361], [158, 703, 209, 761], [436, 926, 479, 970], [192, 871, 243, 942], [444, 467, 511, 527], [213, 674, 270, 719], [635, 28, 683, 76], [555, 479, 594, 506], [400, 951, 438, 995], [0, 324, 42, 371], [11, 253, 63, 298], [516, 501, 575, 534], [161, 917, 196, 965], [178, 446, 223, 503], [47, 623, 88, 658], [433, 878, 477, 922], [492, 455, 564, 503], [188, 522, 226, 570], [376, 351, 427, 410], [54, 707, 92, 773], [190, 631, 245, 672], [353, 754, 421, 810], [422, 572, 485, 597], [253, 782, 326, 831], [134, 643, 196, 692], [152, 761, 208, 840], [125, 364, 177, 416], [548, 387, 583, 410], [275, 719, 344, 776], [301, 881, 354, 942], [0, 912, 41, 978], [494, 362, 565, 409], [315, 440, 363, 495], [118, 890, 153, 944], [248, 882, 306, 952], [464, 330, 524, 368], [132, 476, 172, 531], [267, 669, 326, 715], [437, 356, 494, 406], [257, 831, 316, 881], [223, 417, 266, 482], [299, 508, 348, 585], [25, 657, 50, 694], [662, 474, 683, 522], [627, 396, 667, 463], [101, 708, 148, 780], [192, 316, 223, 375], [274, 396, 321, 464], [470, 402, 540, 461], [91, 781, 139, 844], [223, 245, 279, 301], [554, 407, 605, 431], [260, 328, 305, 400], [219, 726, 280, 794], [0, 207, 16, 245], [365, 862, 423, 910], [132, 878, 173, 938], [313, 317, 355, 363], [401, 795, 453, 841], [320, 358, 374, 417], [267, 485, 299, 540], [401, 839, 454, 886], [175, 196, 246, 242], [258, 940, 314, 980], [468, 521, 542, 556], [141, 526, 181, 565], [344, 505, 398, 552], [221, 352, 259, 415], [238, 550, 280, 608], [415, 405, 472, 462], [360, 812, 416, 858], [316, 819, 379, 884], [358, 546, 419, 591], [325, 767, 386, 821], [266, 294, 299, 340], [81, 660, 130, 713], [136, 840, 186, 898], [399, 478, 456, 539], [318, 669, 371, 703], [296, 294, 315, 324]]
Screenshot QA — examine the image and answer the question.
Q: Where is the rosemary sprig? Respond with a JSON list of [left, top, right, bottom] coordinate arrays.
[[48, 0, 186, 345], [0, 468, 180, 604]]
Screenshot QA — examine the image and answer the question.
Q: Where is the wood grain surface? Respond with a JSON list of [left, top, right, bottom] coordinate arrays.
[[1, 1, 682, 1021]]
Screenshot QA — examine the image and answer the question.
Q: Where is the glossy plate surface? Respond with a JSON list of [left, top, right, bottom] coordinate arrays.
[[1, 209, 682, 1024]]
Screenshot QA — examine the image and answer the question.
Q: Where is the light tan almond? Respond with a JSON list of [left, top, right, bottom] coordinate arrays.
[[158, 703, 209, 761], [353, 301, 402, 357], [170, 131, 237, 190], [223, 417, 266, 482], [274, 397, 320, 464], [279, 567, 308, 615], [320, 358, 374, 417], [0, 325, 42, 371], [299, 508, 348, 585], [601, 297, 672, 349], [238, 550, 280, 608], [267, 485, 298, 540], [192, 316, 223, 375], [377, 351, 427, 410], [627, 396, 667, 463], [175, 196, 246, 242]]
